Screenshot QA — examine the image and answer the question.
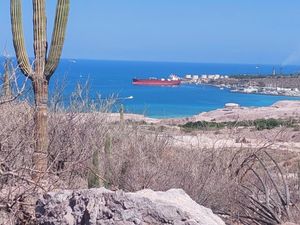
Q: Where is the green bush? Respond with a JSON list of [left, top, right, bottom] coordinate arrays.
[[181, 118, 298, 131], [254, 118, 280, 130], [182, 121, 226, 130]]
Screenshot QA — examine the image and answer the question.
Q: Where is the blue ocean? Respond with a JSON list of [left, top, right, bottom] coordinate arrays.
[[1, 58, 300, 118], [46, 59, 300, 118]]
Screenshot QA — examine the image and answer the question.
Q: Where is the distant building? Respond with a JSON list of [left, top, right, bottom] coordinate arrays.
[[225, 103, 240, 109], [244, 86, 258, 93], [201, 75, 208, 79], [207, 74, 221, 80], [185, 74, 192, 79], [192, 75, 199, 80]]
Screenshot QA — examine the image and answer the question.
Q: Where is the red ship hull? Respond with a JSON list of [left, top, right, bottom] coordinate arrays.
[[132, 78, 181, 86]]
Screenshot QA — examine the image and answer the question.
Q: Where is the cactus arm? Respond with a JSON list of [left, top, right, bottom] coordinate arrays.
[[10, 0, 33, 77], [33, 0, 47, 78], [45, 0, 70, 78]]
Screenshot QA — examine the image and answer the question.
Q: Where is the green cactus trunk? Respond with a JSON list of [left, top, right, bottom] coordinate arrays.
[[3, 59, 12, 99], [10, 0, 70, 179], [298, 161, 300, 194], [32, 78, 49, 174], [88, 150, 101, 188], [103, 136, 113, 188], [119, 104, 125, 123]]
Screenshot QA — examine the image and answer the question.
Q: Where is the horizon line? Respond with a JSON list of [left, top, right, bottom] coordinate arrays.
[[60, 57, 300, 67], [1, 55, 300, 67]]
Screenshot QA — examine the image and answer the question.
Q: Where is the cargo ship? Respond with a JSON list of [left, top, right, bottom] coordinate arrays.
[[132, 75, 181, 86]]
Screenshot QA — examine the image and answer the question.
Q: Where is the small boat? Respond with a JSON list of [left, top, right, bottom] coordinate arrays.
[[132, 75, 181, 86]]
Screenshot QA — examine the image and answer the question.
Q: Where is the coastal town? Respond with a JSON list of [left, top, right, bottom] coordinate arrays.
[[181, 73, 300, 97], [2, 1, 300, 225]]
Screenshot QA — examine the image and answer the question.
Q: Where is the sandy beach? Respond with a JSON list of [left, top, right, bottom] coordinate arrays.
[[110, 100, 300, 124]]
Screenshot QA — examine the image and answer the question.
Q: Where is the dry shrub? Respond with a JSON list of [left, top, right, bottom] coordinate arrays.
[[0, 101, 35, 224], [1, 86, 300, 224], [101, 124, 172, 191], [48, 111, 111, 189], [0, 81, 116, 223], [47, 81, 115, 189], [98, 126, 300, 224], [230, 150, 300, 225]]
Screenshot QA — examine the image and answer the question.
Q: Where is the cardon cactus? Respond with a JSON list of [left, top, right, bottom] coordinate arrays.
[[88, 150, 101, 189], [10, 0, 70, 178], [104, 136, 113, 188], [119, 104, 125, 122], [88, 136, 113, 189], [3, 59, 13, 99]]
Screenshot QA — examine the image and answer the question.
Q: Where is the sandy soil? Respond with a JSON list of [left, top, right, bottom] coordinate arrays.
[[107, 100, 300, 153], [109, 100, 300, 124], [164, 100, 300, 124], [171, 127, 300, 153]]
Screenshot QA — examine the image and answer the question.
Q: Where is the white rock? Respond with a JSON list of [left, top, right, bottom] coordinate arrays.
[[36, 188, 225, 225]]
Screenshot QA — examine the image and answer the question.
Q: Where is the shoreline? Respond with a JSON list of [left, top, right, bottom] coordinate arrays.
[[112, 100, 300, 124], [181, 74, 300, 97], [196, 83, 300, 97]]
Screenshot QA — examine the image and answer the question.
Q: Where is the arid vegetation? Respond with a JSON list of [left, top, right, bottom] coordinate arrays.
[[1, 1, 300, 225], [181, 118, 300, 131], [10, 0, 70, 179], [1, 85, 300, 224]]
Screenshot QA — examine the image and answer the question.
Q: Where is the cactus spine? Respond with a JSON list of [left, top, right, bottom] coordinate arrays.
[[10, 0, 70, 178]]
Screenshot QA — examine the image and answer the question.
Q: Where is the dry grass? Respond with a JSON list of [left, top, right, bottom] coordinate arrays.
[[0, 94, 300, 224]]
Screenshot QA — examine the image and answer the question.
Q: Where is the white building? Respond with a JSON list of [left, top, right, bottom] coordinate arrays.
[[244, 86, 258, 93], [192, 75, 199, 80], [225, 103, 240, 109]]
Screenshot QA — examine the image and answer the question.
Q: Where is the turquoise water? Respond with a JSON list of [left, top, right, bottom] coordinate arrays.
[[48, 59, 300, 118], [1, 58, 300, 118]]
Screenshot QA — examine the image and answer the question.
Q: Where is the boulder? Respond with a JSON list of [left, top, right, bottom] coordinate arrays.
[[36, 188, 225, 225]]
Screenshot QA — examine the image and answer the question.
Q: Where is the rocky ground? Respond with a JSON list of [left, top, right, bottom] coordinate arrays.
[[36, 188, 225, 225], [2, 100, 300, 225]]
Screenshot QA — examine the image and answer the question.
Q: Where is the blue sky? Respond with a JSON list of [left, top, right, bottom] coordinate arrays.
[[1, 0, 300, 64]]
